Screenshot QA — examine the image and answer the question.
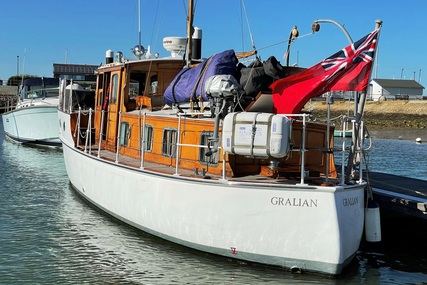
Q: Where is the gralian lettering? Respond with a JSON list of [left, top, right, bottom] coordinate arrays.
[[271, 197, 318, 207], [343, 197, 359, 206]]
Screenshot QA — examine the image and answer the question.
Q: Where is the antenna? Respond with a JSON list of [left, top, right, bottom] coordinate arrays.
[[138, 0, 141, 50], [21, 48, 26, 82], [132, 0, 145, 59]]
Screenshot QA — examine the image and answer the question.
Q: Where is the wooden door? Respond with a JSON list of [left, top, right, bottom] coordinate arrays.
[[105, 72, 121, 147]]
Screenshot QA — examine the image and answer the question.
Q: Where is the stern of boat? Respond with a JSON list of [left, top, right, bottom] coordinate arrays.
[[58, 79, 95, 149]]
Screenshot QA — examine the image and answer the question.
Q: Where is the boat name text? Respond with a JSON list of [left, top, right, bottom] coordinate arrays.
[[271, 197, 318, 207], [343, 197, 359, 206]]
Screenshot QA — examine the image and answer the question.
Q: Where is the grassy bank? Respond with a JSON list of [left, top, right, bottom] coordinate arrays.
[[306, 100, 427, 141]]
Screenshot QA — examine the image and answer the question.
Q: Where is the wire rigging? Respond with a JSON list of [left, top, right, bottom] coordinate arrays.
[[257, 31, 314, 52], [241, 0, 256, 51]]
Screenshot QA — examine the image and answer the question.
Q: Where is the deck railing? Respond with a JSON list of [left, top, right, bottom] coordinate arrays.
[[70, 106, 370, 185], [73, 108, 310, 184], [58, 80, 371, 185]]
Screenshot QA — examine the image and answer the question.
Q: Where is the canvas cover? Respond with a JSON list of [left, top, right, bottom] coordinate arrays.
[[239, 66, 272, 98], [164, 49, 238, 105], [238, 56, 286, 98]]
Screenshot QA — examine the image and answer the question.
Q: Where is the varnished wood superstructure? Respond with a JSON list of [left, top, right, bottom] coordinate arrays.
[[64, 57, 337, 184]]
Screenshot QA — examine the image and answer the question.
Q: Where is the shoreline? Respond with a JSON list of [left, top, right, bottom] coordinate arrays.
[[306, 100, 427, 142], [367, 128, 427, 142]]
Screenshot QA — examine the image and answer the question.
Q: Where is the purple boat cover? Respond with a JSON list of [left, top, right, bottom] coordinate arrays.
[[164, 49, 238, 105]]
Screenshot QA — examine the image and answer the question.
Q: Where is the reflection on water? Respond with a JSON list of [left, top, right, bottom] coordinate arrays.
[[367, 138, 427, 179], [1, 121, 427, 284]]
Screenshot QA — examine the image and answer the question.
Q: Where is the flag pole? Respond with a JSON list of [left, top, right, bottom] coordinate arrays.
[[344, 20, 383, 184]]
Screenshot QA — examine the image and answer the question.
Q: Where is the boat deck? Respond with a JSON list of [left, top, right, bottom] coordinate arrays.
[[368, 171, 427, 219], [81, 146, 339, 187]]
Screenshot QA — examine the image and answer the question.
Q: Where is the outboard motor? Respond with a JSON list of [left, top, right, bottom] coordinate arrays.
[[204, 74, 244, 156], [205, 74, 243, 116]]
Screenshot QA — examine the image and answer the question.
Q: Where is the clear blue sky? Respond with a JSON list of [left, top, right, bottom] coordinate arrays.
[[1, 0, 425, 85]]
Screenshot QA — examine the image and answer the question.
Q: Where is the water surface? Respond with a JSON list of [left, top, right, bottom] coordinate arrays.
[[1, 121, 427, 284]]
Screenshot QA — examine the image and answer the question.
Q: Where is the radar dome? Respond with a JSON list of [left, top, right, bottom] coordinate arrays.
[[163, 37, 187, 57]]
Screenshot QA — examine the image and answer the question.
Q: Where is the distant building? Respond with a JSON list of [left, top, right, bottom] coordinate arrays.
[[52, 63, 99, 86], [368, 79, 424, 101]]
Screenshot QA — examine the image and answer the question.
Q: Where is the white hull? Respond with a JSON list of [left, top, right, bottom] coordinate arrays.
[[59, 110, 365, 275], [2, 98, 60, 146]]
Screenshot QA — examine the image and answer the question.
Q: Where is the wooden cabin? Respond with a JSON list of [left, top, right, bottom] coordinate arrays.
[[69, 58, 337, 182]]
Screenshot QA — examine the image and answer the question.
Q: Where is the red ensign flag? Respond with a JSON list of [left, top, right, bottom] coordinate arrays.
[[270, 29, 379, 114]]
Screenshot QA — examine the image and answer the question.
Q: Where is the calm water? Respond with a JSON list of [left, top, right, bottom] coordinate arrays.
[[1, 119, 427, 284]]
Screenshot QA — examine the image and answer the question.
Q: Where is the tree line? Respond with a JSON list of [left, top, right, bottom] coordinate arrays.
[[6, 75, 37, 86]]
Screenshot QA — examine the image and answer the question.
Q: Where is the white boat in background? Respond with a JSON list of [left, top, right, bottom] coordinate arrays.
[[334, 130, 352, 137], [58, 1, 382, 275], [2, 77, 61, 147]]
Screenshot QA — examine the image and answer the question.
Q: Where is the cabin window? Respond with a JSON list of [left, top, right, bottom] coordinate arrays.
[[162, 128, 177, 157], [119, 122, 130, 146], [149, 75, 158, 94], [110, 74, 119, 104], [97, 74, 105, 107], [199, 131, 219, 165], [129, 71, 146, 96], [129, 80, 139, 98], [24, 83, 59, 99], [128, 71, 158, 97], [142, 125, 154, 152], [97, 91, 103, 107]]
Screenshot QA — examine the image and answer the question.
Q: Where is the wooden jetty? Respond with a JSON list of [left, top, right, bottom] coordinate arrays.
[[0, 86, 18, 113], [368, 171, 427, 220]]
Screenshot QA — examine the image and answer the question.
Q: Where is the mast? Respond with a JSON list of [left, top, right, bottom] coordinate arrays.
[[132, 0, 144, 59], [185, 0, 194, 66]]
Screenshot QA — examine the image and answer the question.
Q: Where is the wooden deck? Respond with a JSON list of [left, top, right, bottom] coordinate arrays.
[[82, 146, 336, 187], [368, 171, 427, 219]]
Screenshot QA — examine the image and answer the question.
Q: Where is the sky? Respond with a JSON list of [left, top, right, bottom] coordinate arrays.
[[1, 0, 426, 86]]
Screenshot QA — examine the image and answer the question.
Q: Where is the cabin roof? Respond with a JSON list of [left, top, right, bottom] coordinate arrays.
[[372, 78, 424, 89], [98, 57, 184, 71]]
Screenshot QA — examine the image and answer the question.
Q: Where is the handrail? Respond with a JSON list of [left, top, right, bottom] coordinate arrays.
[[358, 121, 364, 184], [84, 108, 93, 153], [75, 107, 82, 149], [68, 80, 73, 113], [175, 112, 225, 178], [115, 111, 122, 163], [98, 109, 105, 158], [340, 117, 347, 185], [299, 114, 308, 185], [139, 111, 146, 169], [175, 114, 182, 175]]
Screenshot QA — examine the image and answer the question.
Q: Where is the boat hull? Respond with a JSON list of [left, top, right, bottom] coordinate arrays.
[[2, 103, 60, 147], [59, 110, 365, 275]]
